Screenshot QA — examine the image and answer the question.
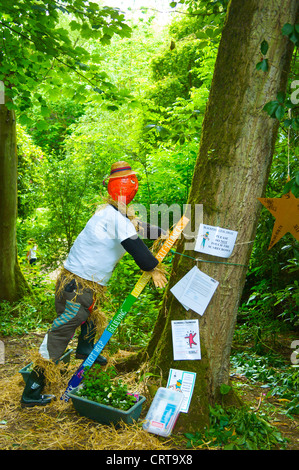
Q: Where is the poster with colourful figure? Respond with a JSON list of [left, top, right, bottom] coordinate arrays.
[[171, 319, 201, 360], [195, 224, 238, 258], [167, 369, 196, 413]]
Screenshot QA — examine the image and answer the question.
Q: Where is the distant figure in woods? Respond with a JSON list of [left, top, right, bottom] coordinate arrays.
[[26, 241, 38, 266], [21, 161, 167, 407]]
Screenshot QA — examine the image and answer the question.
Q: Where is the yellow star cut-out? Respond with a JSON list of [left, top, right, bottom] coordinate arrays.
[[258, 191, 299, 250]]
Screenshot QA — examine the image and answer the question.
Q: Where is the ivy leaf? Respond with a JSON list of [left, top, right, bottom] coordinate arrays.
[[275, 104, 285, 120], [282, 172, 299, 197], [260, 40, 269, 55], [282, 23, 294, 36], [263, 91, 286, 120], [282, 23, 299, 45], [256, 58, 268, 72], [263, 101, 279, 118], [293, 186, 299, 198]]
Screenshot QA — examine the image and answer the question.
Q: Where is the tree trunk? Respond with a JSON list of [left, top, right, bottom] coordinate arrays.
[[140, 0, 298, 432], [0, 100, 30, 301]]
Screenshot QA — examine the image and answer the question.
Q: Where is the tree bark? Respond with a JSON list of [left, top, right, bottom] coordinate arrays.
[[0, 100, 30, 301], [137, 0, 298, 432]]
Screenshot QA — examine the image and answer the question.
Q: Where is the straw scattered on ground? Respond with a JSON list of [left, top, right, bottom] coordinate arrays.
[[0, 335, 174, 451]]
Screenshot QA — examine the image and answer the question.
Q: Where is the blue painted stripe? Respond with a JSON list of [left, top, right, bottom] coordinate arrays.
[[82, 330, 113, 368]]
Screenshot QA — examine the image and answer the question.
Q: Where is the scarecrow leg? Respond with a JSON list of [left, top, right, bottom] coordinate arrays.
[[38, 279, 95, 363], [76, 320, 107, 365]]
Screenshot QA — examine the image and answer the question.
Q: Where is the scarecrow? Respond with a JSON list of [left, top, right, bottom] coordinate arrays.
[[21, 161, 167, 407]]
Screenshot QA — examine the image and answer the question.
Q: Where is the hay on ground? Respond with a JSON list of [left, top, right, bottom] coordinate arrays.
[[0, 350, 173, 451]]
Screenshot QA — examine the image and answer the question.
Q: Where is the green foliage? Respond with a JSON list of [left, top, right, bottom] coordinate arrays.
[[262, 23, 299, 133], [14, 3, 224, 265], [28, 98, 86, 154], [0, 291, 54, 336], [243, 93, 298, 324], [263, 91, 298, 127], [282, 23, 299, 46], [76, 365, 137, 410], [41, 154, 98, 253], [239, 276, 299, 328], [149, 38, 204, 105], [141, 2, 223, 147], [16, 124, 45, 219], [0, 253, 56, 336], [0, 0, 132, 123], [173, 0, 228, 19], [231, 352, 299, 416], [283, 171, 299, 198], [185, 403, 287, 450], [62, 103, 143, 173], [1, 299, 39, 335]]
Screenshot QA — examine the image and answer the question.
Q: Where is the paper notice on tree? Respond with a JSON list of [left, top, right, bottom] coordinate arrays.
[[195, 224, 238, 258], [169, 269, 192, 311], [171, 266, 218, 316], [171, 320, 201, 361], [166, 369, 196, 413]]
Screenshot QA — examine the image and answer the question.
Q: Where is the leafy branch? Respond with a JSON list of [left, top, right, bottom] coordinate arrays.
[[261, 23, 299, 130], [0, 0, 132, 116]]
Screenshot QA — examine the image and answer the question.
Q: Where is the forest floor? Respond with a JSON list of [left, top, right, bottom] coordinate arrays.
[[0, 332, 298, 452]]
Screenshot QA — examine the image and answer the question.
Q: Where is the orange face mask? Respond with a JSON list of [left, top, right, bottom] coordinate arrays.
[[107, 175, 139, 204]]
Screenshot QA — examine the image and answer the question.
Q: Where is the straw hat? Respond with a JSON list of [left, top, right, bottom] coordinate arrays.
[[108, 161, 136, 179], [103, 161, 137, 187]]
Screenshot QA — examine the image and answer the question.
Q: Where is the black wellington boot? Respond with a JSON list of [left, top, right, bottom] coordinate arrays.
[[21, 367, 54, 408], [76, 321, 107, 365]]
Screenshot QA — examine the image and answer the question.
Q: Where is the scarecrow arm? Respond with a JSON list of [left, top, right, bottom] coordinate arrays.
[[121, 235, 159, 271]]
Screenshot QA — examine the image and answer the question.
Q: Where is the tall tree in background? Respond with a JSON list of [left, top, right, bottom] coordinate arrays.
[[137, 0, 299, 431], [0, 0, 131, 301], [0, 97, 28, 301]]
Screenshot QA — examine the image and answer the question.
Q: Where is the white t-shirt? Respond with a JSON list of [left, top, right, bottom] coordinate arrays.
[[64, 205, 137, 285]]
